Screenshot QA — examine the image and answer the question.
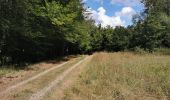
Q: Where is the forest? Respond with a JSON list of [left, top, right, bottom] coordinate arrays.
[[0, 0, 170, 66]]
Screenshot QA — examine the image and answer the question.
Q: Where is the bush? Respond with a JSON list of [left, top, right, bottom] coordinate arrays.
[[153, 48, 170, 55], [133, 46, 149, 54]]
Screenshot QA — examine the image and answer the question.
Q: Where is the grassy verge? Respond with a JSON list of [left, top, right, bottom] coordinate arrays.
[[0, 67, 19, 77], [63, 52, 170, 100], [0, 55, 80, 77]]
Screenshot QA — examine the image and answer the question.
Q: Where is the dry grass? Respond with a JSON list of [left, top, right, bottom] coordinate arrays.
[[42, 55, 92, 100], [0, 55, 80, 78], [63, 52, 170, 100], [0, 56, 84, 100], [0, 55, 80, 91], [0, 67, 18, 77]]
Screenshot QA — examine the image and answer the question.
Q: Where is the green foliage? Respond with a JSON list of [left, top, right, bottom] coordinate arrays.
[[90, 25, 104, 51], [141, 0, 170, 49], [133, 46, 149, 54], [90, 25, 131, 51], [129, 0, 170, 51], [0, 0, 169, 66], [0, 0, 91, 65], [153, 48, 170, 55], [65, 21, 92, 53], [111, 26, 131, 51]]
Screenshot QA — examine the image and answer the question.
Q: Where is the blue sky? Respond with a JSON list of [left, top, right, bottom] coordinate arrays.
[[83, 0, 144, 27]]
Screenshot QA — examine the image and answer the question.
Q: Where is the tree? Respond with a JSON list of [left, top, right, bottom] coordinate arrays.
[[131, 0, 170, 50], [111, 26, 130, 51]]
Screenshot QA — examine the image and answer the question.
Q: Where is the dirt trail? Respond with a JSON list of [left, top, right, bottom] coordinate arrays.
[[0, 61, 68, 96], [42, 55, 93, 100], [29, 56, 89, 100]]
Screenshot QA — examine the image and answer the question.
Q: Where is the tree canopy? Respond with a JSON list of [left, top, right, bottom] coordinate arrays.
[[0, 0, 169, 66]]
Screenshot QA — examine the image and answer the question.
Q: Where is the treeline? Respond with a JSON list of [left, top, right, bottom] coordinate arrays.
[[0, 0, 169, 65], [90, 0, 170, 51], [0, 0, 92, 65]]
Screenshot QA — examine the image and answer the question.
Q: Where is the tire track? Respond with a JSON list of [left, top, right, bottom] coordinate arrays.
[[29, 56, 89, 100], [0, 61, 68, 96]]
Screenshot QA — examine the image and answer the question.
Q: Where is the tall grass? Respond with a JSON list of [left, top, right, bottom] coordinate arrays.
[[64, 52, 170, 100], [0, 55, 81, 78], [0, 66, 19, 77]]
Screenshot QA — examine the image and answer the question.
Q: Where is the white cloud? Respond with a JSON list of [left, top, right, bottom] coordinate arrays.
[[86, 6, 136, 28], [116, 7, 136, 19], [87, 7, 124, 28]]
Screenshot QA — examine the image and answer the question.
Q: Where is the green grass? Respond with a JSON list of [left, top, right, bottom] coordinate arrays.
[[153, 48, 170, 55], [63, 52, 170, 100], [0, 66, 19, 77]]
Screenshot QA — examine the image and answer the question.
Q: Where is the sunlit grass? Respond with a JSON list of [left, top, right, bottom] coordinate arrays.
[[64, 52, 170, 100], [0, 67, 18, 77], [0, 55, 82, 77], [0, 56, 85, 100]]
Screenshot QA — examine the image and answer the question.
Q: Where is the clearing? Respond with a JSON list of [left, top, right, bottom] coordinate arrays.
[[0, 52, 170, 100]]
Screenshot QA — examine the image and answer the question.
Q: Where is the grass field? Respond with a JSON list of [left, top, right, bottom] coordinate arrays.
[[0, 52, 170, 100], [63, 52, 170, 100]]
